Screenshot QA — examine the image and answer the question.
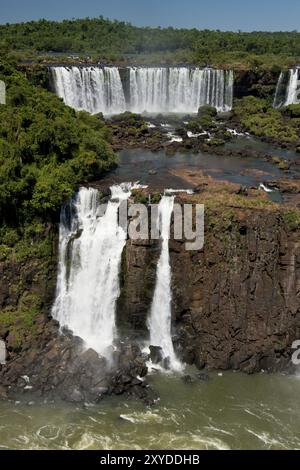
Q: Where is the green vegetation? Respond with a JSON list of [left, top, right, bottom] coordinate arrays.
[[107, 112, 165, 149], [0, 58, 116, 348], [198, 106, 218, 117], [1, 17, 300, 68], [109, 112, 149, 138], [185, 106, 219, 134], [131, 189, 148, 205], [282, 104, 300, 118], [282, 210, 300, 231], [233, 96, 300, 148], [0, 293, 42, 350], [271, 156, 290, 170], [0, 59, 115, 229]]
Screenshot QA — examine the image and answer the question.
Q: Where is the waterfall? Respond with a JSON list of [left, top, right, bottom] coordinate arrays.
[[52, 185, 130, 356], [129, 67, 233, 113], [148, 195, 182, 371], [50, 66, 126, 114], [274, 69, 300, 108], [50, 66, 234, 114], [129, 67, 169, 113]]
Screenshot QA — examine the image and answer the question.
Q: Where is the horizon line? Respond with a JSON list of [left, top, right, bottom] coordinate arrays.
[[0, 15, 299, 34]]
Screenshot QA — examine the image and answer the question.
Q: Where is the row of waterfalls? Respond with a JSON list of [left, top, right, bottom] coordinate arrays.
[[49, 65, 300, 114], [49, 66, 234, 114], [49, 66, 300, 373]]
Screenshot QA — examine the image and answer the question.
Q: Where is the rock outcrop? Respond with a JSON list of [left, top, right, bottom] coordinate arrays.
[[118, 193, 300, 374], [234, 70, 279, 99], [0, 318, 154, 404], [0, 226, 154, 404], [1, 188, 300, 404], [171, 208, 300, 373]]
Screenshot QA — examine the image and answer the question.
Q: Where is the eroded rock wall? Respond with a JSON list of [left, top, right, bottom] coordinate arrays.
[[234, 69, 280, 99], [119, 206, 300, 373]]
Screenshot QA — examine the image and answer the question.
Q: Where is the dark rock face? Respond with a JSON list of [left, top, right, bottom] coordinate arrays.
[[234, 70, 279, 99], [149, 346, 164, 364], [0, 317, 155, 404], [117, 238, 160, 338], [1, 201, 300, 402], [171, 210, 300, 373], [119, 206, 300, 374]]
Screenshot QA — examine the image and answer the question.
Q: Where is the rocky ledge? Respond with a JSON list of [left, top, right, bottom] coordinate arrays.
[[0, 315, 157, 405], [119, 181, 300, 374]]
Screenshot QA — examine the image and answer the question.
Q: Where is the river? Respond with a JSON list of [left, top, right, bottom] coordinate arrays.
[[1, 371, 300, 450]]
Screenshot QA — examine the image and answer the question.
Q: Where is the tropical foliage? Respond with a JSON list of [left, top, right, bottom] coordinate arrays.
[[1, 17, 300, 68], [0, 59, 115, 230], [233, 96, 300, 149]]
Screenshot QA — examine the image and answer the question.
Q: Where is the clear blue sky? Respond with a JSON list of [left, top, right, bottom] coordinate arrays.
[[1, 0, 299, 31]]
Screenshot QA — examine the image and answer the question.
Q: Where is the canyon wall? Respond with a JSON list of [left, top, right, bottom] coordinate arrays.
[[119, 204, 300, 373], [1, 202, 300, 374]]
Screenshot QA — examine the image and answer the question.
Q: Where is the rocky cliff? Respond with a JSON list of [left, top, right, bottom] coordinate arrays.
[[1, 185, 300, 402], [119, 188, 300, 374], [234, 69, 279, 99], [172, 206, 300, 373]]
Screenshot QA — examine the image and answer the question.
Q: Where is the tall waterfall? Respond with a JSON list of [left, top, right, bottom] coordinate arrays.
[[148, 196, 182, 371], [50, 66, 234, 114], [50, 66, 126, 114], [129, 67, 233, 113], [273, 69, 300, 108], [52, 185, 130, 356]]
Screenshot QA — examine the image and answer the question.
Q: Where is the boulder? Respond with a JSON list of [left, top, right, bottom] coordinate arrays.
[[149, 345, 164, 364]]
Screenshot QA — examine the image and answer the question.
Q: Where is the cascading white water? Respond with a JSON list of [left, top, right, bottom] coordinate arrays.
[[129, 67, 233, 113], [50, 66, 126, 114], [148, 195, 182, 371], [50, 66, 234, 114], [52, 185, 130, 356], [273, 69, 300, 108]]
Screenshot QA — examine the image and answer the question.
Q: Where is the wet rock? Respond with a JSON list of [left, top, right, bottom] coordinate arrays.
[[194, 350, 206, 370], [236, 185, 248, 196], [197, 372, 210, 382], [0, 325, 153, 405], [181, 374, 195, 384], [149, 346, 163, 364], [68, 387, 84, 403], [0, 385, 8, 400], [162, 357, 171, 370]]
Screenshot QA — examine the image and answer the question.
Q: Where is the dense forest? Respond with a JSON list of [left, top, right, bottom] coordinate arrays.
[[0, 17, 300, 68], [0, 58, 115, 233]]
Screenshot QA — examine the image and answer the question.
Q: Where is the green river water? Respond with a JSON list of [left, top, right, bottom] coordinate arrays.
[[1, 371, 300, 450]]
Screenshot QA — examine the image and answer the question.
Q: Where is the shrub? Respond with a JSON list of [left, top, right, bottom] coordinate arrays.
[[198, 105, 217, 117], [282, 105, 300, 118]]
